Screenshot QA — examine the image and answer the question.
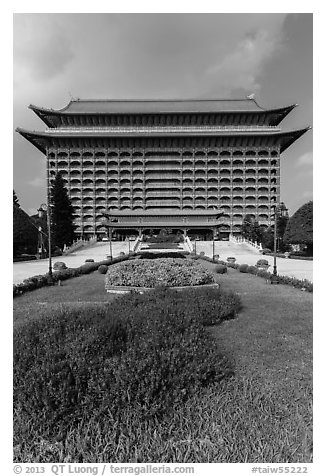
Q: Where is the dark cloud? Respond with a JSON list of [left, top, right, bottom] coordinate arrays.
[[13, 13, 312, 215], [14, 14, 74, 81]]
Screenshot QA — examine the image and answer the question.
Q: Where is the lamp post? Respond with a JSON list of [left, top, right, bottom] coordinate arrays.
[[38, 203, 53, 284], [271, 205, 278, 283], [108, 223, 113, 261], [270, 202, 287, 284], [36, 207, 46, 259]]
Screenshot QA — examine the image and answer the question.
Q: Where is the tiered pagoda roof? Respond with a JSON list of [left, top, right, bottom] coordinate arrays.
[[16, 98, 310, 153]]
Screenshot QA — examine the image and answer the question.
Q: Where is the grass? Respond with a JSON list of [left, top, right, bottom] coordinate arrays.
[[13, 260, 313, 463], [13, 272, 115, 325]]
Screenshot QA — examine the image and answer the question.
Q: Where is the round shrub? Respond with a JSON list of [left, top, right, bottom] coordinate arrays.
[[215, 264, 227, 274], [239, 264, 249, 273], [199, 251, 205, 256], [98, 264, 108, 274], [53, 261, 67, 270], [257, 269, 271, 279], [119, 251, 126, 256], [256, 259, 269, 267], [227, 263, 239, 269], [247, 265, 258, 275]]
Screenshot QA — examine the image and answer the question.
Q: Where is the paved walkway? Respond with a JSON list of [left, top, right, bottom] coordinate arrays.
[[13, 240, 313, 284], [195, 241, 313, 282], [13, 242, 130, 285]]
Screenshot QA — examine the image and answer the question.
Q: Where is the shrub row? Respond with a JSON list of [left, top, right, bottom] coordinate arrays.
[[189, 253, 313, 293], [143, 234, 184, 244], [225, 260, 313, 292], [14, 286, 237, 440], [262, 251, 313, 261], [137, 251, 189, 259], [13, 254, 133, 298]]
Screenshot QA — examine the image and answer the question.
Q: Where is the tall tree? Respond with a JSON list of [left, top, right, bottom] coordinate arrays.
[[283, 201, 313, 255], [50, 173, 75, 250]]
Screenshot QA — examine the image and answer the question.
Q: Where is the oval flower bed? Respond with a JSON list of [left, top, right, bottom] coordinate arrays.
[[105, 258, 216, 293]]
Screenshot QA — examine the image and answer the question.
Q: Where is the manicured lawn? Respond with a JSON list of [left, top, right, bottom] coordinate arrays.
[[13, 260, 312, 463], [13, 272, 115, 325]]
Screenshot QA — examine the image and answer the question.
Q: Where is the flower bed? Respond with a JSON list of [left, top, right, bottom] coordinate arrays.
[[105, 258, 215, 291]]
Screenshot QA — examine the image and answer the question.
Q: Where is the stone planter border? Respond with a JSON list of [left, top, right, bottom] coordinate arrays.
[[106, 282, 220, 295]]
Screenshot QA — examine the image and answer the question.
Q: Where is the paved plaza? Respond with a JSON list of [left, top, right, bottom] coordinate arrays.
[[196, 241, 313, 282], [13, 240, 312, 285], [13, 241, 130, 285]]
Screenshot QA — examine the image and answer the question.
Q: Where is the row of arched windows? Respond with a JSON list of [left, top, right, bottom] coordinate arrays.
[[48, 149, 279, 159], [49, 159, 278, 170]]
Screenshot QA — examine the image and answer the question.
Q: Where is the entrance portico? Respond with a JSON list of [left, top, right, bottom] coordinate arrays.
[[101, 209, 225, 240]]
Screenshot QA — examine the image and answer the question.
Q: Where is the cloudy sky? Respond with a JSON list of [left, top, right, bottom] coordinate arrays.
[[13, 13, 312, 216]]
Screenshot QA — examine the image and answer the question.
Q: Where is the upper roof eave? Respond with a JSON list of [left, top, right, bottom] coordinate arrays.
[[16, 125, 310, 138], [16, 125, 311, 155], [28, 99, 297, 117]]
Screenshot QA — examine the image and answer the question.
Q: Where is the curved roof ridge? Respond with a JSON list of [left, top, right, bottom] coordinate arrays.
[[28, 98, 272, 115]]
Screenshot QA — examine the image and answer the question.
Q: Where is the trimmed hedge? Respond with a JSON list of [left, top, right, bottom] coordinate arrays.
[[239, 264, 249, 273], [14, 287, 236, 439], [256, 259, 269, 267], [98, 265, 108, 274], [215, 264, 227, 274], [13, 254, 132, 297], [105, 258, 215, 288], [186, 254, 313, 292], [245, 265, 256, 274]]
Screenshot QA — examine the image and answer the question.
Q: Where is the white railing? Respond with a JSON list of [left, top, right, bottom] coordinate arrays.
[[133, 235, 143, 252], [185, 236, 194, 253], [63, 235, 97, 255], [229, 234, 262, 251], [45, 125, 281, 135]]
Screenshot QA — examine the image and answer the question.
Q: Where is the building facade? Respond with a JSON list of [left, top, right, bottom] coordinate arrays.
[[17, 98, 309, 239]]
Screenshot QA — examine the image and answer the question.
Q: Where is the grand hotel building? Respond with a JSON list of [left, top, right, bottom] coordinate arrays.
[[17, 98, 309, 240]]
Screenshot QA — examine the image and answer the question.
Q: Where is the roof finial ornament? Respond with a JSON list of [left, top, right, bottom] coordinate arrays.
[[246, 93, 255, 100], [68, 91, 80, 101]]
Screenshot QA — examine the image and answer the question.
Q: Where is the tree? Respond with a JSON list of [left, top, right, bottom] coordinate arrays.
[[13, 206, 38, 257], [50, 173, 76, 250], [241, 214, 254, 240], [283, 201, 313, 255], [13, 190, 20, 208], [261, 216, 289, 252], [241, 215, 263, 243]]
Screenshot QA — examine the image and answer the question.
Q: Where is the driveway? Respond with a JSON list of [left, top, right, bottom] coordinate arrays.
[[13, 240, 313, 284], [13, 241, 130, 284], [195, 241, 313, 282]]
